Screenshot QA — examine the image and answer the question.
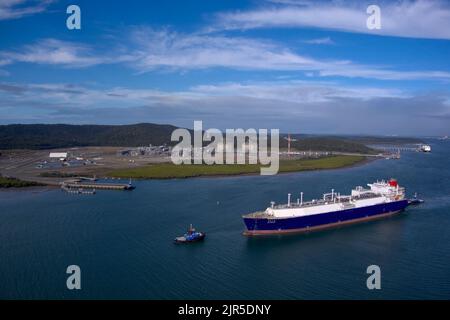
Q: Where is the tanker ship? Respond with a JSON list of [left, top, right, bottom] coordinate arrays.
[[243, 179, 414, 236]]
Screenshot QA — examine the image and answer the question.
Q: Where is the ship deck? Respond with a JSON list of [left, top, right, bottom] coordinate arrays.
[[243, 191, 386, 219]]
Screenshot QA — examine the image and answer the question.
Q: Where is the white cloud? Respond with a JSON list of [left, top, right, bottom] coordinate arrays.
[[0, 39, 104, 67], [190, 81, 409, 103], [128, 27, 318, 72], [0, 58, 12, 66], [214, 0, 450, 40], [0, 38, 135, 68], [304, 37, 335, 45], [1, 29, 450, 82], [0, 0, 54, 21], [125, 28, 450, 81], [1, 80, 448, 135], [0, 79, 410, 108]]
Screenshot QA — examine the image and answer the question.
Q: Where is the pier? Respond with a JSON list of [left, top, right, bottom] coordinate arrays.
[[61, 179, 135, 191], [369, 144, 419, 152], [61, 185, 96, 195]]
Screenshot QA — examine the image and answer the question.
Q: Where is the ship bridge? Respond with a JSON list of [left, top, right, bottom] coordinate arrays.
[[353, 179, 405, 200]]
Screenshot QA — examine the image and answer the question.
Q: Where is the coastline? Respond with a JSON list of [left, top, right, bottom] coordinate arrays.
[[0, 155, 374, 188], [0, 185, 57, 193]]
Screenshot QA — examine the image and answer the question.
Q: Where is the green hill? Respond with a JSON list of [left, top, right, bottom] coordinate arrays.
[[0, 123, 382, 154], [0, 123, 180, 149], [280, 136, 376, 154]]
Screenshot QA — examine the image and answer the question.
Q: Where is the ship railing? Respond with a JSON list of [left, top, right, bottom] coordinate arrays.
[[336, 196, 351, 202], [355, 192, 381, 199], [272, 191, 385, 210], [353, 188, 373, 194], [274, 197, 341, 209]]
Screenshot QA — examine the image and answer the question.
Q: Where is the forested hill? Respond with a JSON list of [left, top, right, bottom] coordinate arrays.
[[280, 136, 376, 154], [0, 123, 181, 149], [0, 123, 401, 154]]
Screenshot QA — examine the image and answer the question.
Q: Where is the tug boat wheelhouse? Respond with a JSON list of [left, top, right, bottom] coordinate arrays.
[[174, 224, 206, 243], [243, 179, 411, 236]]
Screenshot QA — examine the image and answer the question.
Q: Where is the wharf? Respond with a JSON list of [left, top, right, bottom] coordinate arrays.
[[61, 179, 135, 191]]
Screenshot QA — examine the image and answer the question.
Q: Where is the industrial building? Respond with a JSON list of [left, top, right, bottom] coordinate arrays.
[[49, 152, 68, 161]]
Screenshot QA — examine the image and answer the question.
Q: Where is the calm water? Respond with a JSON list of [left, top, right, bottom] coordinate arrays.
[[1, 141, 449, 299]]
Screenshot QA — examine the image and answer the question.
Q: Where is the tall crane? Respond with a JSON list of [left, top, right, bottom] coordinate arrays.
[[283, 134, 298, 156]]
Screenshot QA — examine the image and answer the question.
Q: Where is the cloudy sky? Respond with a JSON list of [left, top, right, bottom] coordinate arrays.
[[0, 0, 449, 135]]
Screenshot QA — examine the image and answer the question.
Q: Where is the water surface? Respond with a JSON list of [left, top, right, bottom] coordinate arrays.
[[1, 141, 449, 299]]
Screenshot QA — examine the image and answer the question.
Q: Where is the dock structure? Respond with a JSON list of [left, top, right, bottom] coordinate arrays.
[[61, 185, 96, 195], [61, 179, 135, 191], [369, 145, 419, 152]]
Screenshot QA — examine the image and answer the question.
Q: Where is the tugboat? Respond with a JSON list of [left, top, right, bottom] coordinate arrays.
[[174, 224, 206, 244], [408, 193, 424, 205]]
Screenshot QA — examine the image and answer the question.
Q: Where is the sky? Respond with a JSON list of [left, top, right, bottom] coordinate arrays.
[[0, 0, 450, 136]]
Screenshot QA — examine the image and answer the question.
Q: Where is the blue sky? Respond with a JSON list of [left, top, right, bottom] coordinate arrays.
[[0, 0, 450, 135]]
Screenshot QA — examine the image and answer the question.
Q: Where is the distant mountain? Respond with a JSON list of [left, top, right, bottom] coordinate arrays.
[[0, 123, 182, 149]]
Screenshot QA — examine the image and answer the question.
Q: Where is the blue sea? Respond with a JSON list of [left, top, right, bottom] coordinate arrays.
[[1, 140, 449, 299]]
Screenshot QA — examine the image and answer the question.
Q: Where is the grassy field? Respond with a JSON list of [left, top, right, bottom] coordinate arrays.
[[109, 155, 366, 179], [0, 175, 44, 188]]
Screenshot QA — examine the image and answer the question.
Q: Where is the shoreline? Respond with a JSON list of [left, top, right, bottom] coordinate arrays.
[[0, 185, 58, 193], [0, 155, 375, 189]]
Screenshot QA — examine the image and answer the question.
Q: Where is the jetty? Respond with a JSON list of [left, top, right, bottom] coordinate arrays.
[[61, 178, 135, 191], [369, 144, 420, 152], [61, 185, 96, 195]]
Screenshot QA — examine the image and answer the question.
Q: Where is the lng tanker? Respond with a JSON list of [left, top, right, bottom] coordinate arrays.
[[243, 179, 412, 236]]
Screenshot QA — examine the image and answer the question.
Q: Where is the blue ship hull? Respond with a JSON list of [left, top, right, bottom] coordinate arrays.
[[243, 199, 409, 235]]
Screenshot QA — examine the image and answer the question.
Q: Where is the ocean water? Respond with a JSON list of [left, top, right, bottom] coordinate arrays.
[[1, 141, 449, 299]]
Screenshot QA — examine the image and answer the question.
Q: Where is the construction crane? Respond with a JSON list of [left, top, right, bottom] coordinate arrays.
[[283, 134, 298, 156]]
